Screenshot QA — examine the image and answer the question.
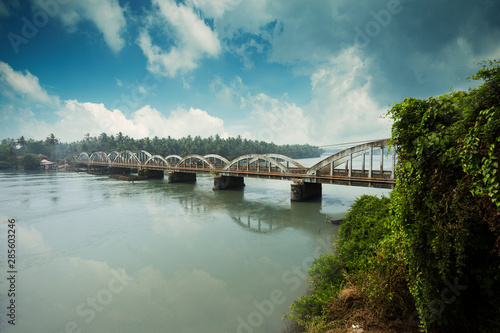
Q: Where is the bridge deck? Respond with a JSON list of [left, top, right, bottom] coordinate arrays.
[[76, 138, 397, 189]]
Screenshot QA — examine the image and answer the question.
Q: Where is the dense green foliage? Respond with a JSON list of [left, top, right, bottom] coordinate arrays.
[[286, 195, 404, 330], [74, 133, 322, 160], [20, 154, 41, 170], [335, 195, 391, 273], [389, 60, 500, 331], [0, 142, 18, 168], [0, 133, 322, 166], [0, 161, 11, 169], [0, 136, 57, 169], [288, 60, 500, 333]]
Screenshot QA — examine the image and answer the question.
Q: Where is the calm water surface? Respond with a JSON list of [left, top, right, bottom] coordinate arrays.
[[0, 162, 390, 333]]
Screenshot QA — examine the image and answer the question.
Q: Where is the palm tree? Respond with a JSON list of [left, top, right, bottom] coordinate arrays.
[[17, 136, 27, 148], [45, 133, 60, 160], [97, 133, 110, 151], [116, 132, 125, 150], [116, 132, 124, 144], [45, 133, 60, 147]]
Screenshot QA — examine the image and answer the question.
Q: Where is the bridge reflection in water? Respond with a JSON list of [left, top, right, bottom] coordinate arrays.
[[76, 139, 396, 201]]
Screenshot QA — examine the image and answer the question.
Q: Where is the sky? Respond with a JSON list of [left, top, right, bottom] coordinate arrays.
[[0, 0, 499, 146]]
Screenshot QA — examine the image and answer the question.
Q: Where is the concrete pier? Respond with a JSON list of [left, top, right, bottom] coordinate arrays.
[[290, 181, 322, 201], [168, 171, 196, 183], [139, 169, 164, 179], [213, 175, 245, 190]]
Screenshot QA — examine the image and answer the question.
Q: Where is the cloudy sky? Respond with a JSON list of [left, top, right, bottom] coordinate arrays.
[[0, 0, 499, 145]]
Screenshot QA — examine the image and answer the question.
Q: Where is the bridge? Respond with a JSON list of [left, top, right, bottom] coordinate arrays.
[[75, 139, 396, 201]]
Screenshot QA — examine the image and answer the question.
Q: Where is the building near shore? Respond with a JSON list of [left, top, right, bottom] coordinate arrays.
[[40, 159, 57, 170]]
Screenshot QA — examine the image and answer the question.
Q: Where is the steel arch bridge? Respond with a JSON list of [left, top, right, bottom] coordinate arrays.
[[75, 139, 396, 188]]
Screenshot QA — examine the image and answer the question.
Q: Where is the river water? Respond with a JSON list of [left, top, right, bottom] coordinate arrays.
[[0, 157, 391, 333]]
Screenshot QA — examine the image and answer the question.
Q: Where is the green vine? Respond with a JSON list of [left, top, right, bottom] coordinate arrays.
[[387, 59, 500, 331]]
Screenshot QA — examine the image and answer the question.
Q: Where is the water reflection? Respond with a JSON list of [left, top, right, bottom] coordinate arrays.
[[0, 170, 390, 333]]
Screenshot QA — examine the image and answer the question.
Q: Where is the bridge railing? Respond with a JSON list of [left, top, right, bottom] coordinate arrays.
[[75, 139, 397, 183]]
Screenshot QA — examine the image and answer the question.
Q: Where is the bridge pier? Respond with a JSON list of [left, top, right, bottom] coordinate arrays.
[[213, 175, 245, 190], [110, 167, 131, 175], [88, 166, 113, 175], [290, 181, 322, 201], [138, 169, 164, 179], [168, 171, 196, 183]]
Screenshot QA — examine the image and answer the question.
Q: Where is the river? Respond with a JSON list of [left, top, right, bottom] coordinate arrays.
[[0, 157, 391, 333]]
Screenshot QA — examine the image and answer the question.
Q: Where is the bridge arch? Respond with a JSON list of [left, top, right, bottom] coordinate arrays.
[[306, 139, 391, 175], [76, 152, 90, 162], [224, 154, 289, 173], [263, 154, 306, 169], [203, 154, 230, 167], [177, 154, 216, 170], [108, 151, 120, 162], [135, 150, 152, 163], [165, 155, 182, 166], [144, 155, 171, 168], [113, 150, 141, 166], [90, 151, 110, 164]]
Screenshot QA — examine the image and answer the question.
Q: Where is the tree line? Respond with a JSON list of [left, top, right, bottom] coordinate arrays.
[[0, 133, 323, 169], [0, 134, 60, 170], [78, 133, 322, 160]]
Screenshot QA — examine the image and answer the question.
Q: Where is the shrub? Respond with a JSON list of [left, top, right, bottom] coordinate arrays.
[[0, 161, 11, 169], [20, 154, 41, 170], [286, 195, 398, 331]]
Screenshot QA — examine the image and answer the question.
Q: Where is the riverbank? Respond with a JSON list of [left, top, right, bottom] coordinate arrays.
[[286, 61, 500, 333], [285, 194, 417, 333]]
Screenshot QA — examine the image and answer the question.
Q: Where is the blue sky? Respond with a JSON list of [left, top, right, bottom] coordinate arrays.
[[0, 0, 499, 145]]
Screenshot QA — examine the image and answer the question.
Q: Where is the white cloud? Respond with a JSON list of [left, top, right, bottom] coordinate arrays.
[[82, 0, 126, 52], [209, 0, 272, 37], [187, 0, 242, 18], [209, 75, 245, 109], [18, 100, 149, 141], [15, 100, 228, 142], [230, 38, 265, 70], [138, 0, 221, 77], [133, 105, 228, 139], [247, 93, 311, 144], [0, 60, 228, 142], [224, 90, 311, 145], [206, 0, 349, 67], [208, 75, 312, 144], [0, 60, 59, 105], [43, 0, 126, 52], [307, 49, 392, 144]]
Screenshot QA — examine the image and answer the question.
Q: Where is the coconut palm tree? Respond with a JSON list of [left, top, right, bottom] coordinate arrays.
[[45, 133, 60, 160], [17, 136, 27, 148], [45, 133, 60, 147]]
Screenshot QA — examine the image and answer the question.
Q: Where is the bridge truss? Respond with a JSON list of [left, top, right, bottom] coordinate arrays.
[[76, 139, 396, 188]]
